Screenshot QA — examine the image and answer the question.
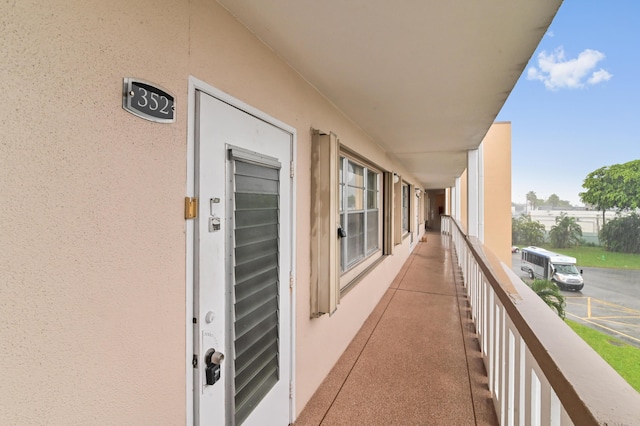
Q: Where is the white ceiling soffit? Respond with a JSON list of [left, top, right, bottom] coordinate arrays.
[[217, 0, 562, 188]]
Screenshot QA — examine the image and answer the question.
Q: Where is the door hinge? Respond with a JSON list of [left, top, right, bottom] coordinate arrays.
[[289, 273, 294, 289], [290, 161, 294, 178], [289, 383, 294, 399], [185, 197, 198, 219], [192, 354, 198, 368]]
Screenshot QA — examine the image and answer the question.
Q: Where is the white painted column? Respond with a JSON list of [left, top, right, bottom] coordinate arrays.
[[467, 149, 480, 239], [478, 143, 485, 242], [453, 179, 460, 221], [444, 188, 449, 216]]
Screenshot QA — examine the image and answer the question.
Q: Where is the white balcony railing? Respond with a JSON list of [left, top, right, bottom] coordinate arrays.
[[442, 215, 640, 426]]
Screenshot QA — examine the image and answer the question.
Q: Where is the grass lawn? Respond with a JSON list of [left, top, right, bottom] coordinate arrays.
[[566, 320, 640, 393], [533, 245, 640, 270]]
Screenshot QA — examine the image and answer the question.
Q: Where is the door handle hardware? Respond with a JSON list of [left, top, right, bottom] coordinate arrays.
[[204, 348, 224, 385], [209, 216, 221, 232]]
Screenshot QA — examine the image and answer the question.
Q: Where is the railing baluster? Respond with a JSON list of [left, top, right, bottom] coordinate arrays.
[[439, 214, 640, 426], [550, 388, 561, 426], [488, 289, 495, 395], [507, 329, 515, 426], [519, 338, 526, 426], [482, 280, 487, 357], [531, 371, 541, 426]]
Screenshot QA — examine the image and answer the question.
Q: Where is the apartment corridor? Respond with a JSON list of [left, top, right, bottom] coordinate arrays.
[[295, 233, 498, 425]]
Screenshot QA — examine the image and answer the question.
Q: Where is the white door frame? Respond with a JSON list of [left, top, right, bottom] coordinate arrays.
[[185, 76, 297, 425]]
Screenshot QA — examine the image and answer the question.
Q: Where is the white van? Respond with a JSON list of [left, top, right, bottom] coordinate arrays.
[[520, 246, 584, 291]]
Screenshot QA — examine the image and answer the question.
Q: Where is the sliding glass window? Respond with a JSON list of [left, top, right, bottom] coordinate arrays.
[[339, 156, 380, 273]]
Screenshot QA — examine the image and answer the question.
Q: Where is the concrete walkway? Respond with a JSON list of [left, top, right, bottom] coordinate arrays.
[[295, 233, 498, 425]]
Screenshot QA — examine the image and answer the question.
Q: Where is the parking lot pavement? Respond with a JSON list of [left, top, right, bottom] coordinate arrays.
[[511, 252, 640, 347], [564, 295, 640, 347]]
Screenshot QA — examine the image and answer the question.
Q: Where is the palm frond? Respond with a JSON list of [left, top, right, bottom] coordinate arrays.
[[530, 279, 566, 319]]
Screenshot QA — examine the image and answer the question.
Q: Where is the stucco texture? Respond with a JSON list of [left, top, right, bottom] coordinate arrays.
[[482, 122, 512, 267], [1, 1, 189, 423], [187, 0, 421, 416], [1, 0, 423, 422]]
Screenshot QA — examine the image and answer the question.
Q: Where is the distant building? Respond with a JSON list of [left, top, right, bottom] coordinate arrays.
[[528, 209, 619, 244]]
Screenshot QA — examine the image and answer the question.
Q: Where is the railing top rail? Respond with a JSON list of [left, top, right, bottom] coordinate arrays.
[[446, 216, 640, 426]]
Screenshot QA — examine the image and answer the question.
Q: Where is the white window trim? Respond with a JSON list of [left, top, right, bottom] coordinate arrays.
[[338, 154, 383, 288]]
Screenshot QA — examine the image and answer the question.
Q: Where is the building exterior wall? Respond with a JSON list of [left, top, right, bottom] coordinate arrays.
[[1, 0, 424, 422], [528, 209, 618, 244], [2, 1, 191, 424], [482, 122, 512, 266]]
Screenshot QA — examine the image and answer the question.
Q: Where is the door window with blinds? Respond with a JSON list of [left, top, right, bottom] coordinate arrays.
[[339, 155, 382, 282], [230, 149, 281, 425]]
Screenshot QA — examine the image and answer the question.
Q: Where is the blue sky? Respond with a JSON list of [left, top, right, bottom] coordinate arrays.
[[496, 0, 640, 206]]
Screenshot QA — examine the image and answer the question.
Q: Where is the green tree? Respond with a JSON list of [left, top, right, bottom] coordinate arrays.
[[548, 213, 582, 248], [600, 213, 640, 253], [526, 191, 541, 211], [512, 214, 545, 246], [580, 160, 640, 223], [546, 193, 561, 208], [544, 193, 573, 208], [530, 279, 566, 319], [557, 199, 572, 208]]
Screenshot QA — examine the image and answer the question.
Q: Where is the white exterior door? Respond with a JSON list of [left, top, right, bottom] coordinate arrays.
[[194, 90, 293, 425]]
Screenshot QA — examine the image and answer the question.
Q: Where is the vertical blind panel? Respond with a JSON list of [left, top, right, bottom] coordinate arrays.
[[367, 189, 377, 209], [346, 212, 365, 266], [233, 158, 280, 425], [367, 210, 379, 252]]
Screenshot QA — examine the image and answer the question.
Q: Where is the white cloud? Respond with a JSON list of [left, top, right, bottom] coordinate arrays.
[[526, 46, 612, 90], [546, 30, 555, 38], [588, 69, 613, 85]]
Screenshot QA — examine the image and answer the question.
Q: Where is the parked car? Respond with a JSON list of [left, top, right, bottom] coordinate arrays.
[[512, 246, 520, 253]]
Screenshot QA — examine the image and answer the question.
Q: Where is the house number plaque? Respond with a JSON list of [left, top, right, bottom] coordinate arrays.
[[122, 78, 175, 123]]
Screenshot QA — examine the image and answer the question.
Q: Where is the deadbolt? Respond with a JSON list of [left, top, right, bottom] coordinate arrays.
[[204, 348, 225, 386]]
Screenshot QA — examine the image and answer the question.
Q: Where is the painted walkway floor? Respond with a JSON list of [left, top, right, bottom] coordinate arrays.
[[295, 233, 498, 425]]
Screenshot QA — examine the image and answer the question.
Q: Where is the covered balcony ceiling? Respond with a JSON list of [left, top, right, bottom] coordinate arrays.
[[217, 0, 562, 189]]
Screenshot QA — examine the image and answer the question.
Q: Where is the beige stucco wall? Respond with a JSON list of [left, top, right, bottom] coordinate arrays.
[[1, 1, 190, 424], [1, 0, 423, 422], [482, 122, 512, 267]]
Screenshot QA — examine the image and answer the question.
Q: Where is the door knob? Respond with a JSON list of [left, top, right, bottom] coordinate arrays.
[[208, 350, 224, 365]]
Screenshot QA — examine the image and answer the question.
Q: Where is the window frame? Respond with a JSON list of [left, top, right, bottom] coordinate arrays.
[[310, 129, 398, 316], [338, 153, 383, 288], [401, 181, 410, 235]]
